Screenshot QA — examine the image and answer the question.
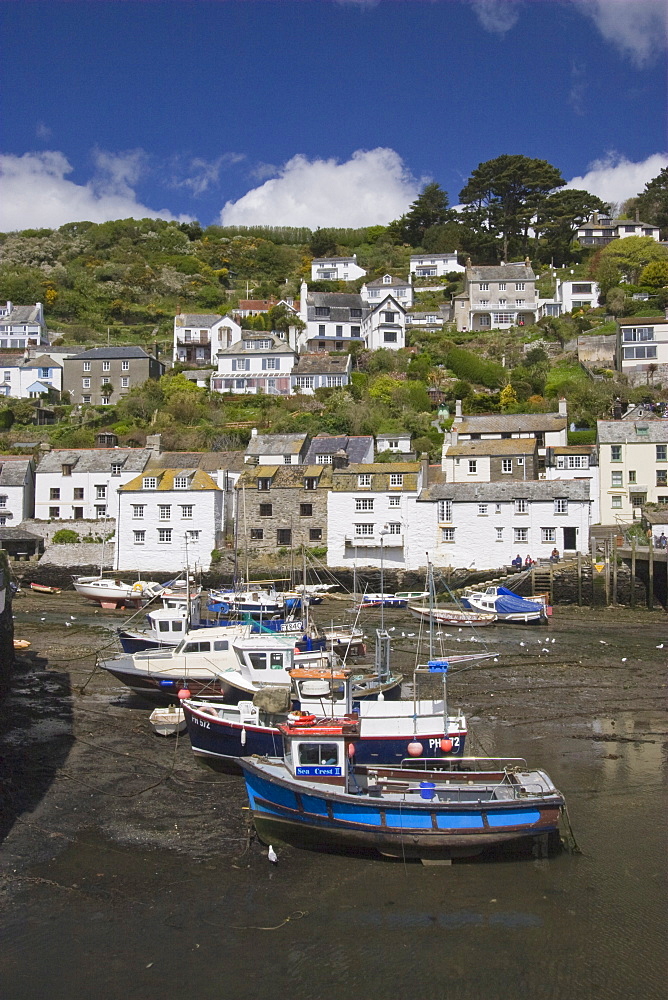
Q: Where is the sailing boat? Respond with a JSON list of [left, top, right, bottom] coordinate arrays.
[[73, 523, 161, 608], [409, 561, 495, 627]]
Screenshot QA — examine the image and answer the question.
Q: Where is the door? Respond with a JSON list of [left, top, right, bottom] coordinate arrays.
[[563, 527, 577, 550]]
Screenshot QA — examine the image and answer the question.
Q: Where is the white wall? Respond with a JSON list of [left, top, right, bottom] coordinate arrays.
[[35, 468, 143, 521], [115, 488, 223, 571]]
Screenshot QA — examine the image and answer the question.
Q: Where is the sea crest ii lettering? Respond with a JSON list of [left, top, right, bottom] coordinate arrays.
[[296, 766, 342, 777]]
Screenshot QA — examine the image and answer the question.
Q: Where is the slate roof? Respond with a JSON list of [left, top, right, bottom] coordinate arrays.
[[0, 527, 42, 541], [456, 413, 566, 434], [308, 292, 365, 309], [313, 256, 357, 263], [182, 369, 213, 381], [642, 506, 668, 525], [245, 433, 308, 458], [120, 469, 220, 492], [365, 275, 410, 288], [0, 457, 32, 486], [36, 448, 152, 474], [303, 435, 374, 465], [2, 304, 44, 325], [332, 462, 421, 493], [468, 265, 534, 280], [217, 334, 296, 357], [175, 313, 223, 327], [238, 465, 333, 490], [67, 347, 153, 361], [597, 421, 668, 444], [147, 451, 246, 473], [420, 481, 590, 502], [292, 354, 351, 375], [446, 439, 537, 456]]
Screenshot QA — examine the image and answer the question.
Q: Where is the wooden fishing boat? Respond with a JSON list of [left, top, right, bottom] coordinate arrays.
[[30, 582, 62, 595], [240, 718, 566, 860], [409, 604, 496, 627], [149, 706, 186, 736]]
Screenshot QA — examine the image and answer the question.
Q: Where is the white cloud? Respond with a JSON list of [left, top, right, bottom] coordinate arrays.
[[35, 122, 52, 140], [220, 148, 422, 227], [565, 151, 668, 206], [0, 150, 189, 231], [471, 0, 521, 35], [574, 0, 667, 66], [169, 153, 246, 196]]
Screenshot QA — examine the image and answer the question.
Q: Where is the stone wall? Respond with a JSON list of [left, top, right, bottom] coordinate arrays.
[[39, 542, 112, 569], [241, 486, 328, 555], [625, 364, 668, 389], [0, 550, 14, 699], [21, 518, 116, 543]]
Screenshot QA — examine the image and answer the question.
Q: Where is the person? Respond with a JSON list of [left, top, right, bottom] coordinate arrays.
[[658, 532, 667, 549], [524, 554, 534, 567], [550, 548, 560, 563], [512, 554, 522, 569]]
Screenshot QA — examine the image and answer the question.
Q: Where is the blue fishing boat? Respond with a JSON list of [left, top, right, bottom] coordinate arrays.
[[240, 719, 566, 860]]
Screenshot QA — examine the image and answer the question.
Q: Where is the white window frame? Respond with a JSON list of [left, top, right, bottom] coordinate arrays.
[[102, 361, 111, 371], [181, 505, 193, 519], [357, 474, 371, 487], [174, 476, 189, 489], [133, 530, 145, 544], [541, 527, 556, 543], [143, 477, 157, 489], [158, 528, 172, 543], [438, 499, 452, 522], [121, 360, 130, 371], [501, 458, 512, 474], [158, 505, 171, 520], [389, 473, 404, 487], [554, 498, 568, 515], [515, 498, 528, 514], [441, 527, 455, 542], [355, 498, 374, 511], [478, 503, 488, 515], [388, 496, 401, 507], [514, 527, 528, 543], [355, 523, 374, 536], [132, 505, 145, 518]]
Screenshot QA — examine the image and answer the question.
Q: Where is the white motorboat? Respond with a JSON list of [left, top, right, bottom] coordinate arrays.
[[73, 576, 162, 609], [461, 586, 548, 624]]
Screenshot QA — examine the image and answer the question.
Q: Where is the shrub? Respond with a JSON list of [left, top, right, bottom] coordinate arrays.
[[52, 528, 79, 544], [445, 347, 504, 389]]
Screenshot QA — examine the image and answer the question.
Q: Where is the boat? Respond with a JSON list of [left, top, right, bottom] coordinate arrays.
[[149, 706, 186, 736], [13, 639, 31, 650], [208, 582, 284, 617], [461, 586, 548, 624], [394, 589, 430, 601], [319, 623, 366, 656], [73, 576, 162, 610], [29, 582, 62, 595], [355, 593, 408, 609], [409, 604, 496, 627], [239, 719, 566, 860]]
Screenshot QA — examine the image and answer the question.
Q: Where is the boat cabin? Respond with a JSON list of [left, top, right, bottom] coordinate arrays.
[[278, 718, 360, 784], [289, 667, 351, 711]]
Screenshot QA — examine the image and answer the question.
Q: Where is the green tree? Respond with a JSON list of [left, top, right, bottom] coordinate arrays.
[[459, 155, 565, 261], [388, 183, 454, 247], [309, 229, 338, 257], [638, 259, 668, 289], [624, 167, 668, 239], [535, 188, 608, 264], [594, 236, 668, 284]]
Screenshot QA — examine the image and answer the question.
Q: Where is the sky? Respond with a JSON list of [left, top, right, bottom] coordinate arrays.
[[0, 0, 666, 232]]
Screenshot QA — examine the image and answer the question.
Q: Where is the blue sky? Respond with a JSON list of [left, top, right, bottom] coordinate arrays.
[[0, 0, 666, 230]]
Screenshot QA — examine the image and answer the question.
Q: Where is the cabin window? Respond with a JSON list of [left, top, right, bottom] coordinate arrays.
[[249, 653, 266, 670], [172, 622, 182, 631], [213, 640, 229, 651], [298, 743, 339, 766], [158, 621, 170, 632], [270, 652, 283, 669], [183, 641, 210, 653]]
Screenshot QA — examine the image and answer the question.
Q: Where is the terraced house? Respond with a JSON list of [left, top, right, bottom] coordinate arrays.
[[62, 346, 164, 406], [236, 463, 332, 556]]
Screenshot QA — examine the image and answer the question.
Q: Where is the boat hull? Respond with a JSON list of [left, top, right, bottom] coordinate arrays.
[[409, 605, 496, 627]]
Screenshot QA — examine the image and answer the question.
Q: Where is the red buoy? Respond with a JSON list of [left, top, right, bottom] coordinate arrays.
[[177, 688, 191, 700], [407, 741, 423, 757], [440, 738, 454, 753]]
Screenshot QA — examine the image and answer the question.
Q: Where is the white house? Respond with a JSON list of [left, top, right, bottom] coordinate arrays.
[[544, 445, 600, 523], [361, 295, 407, 351], [211, 333, 296, 395], [417, 481, 592, 568], [597, 419, 668, 524], [326, 463, 424, 570], [450, 399, 568, 469], [290, 354, 351, 394], [453, 261, 538, 332], [405, 306, 451, 330], [173, 311, 243, 364], [539, 278, 601, 317], [311, 255, 366, 282], [617, 313, 668, 385], [576, 214, 661, 247], [0, 355, 62, 399], [298, 284, 366, 352], [114, 468, 223, 572], [0, 457, 35, 526], [34, 448, 153, 521], [375, 432, 413, 457], [361, 274, 413, 309], [0, 302, 49, 350], [244, 431, 310, 466], [409, 252, 464, 278], [304, 435, 375, 466]]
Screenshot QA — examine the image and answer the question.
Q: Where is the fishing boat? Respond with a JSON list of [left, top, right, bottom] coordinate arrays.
[[29, 582, 62, 595], [409, 604, 495, 627], [208, 582, 284, 617], [319, 623, 366, 656], [355, 593, 408, 610], [149, 706, 186, 736], [73, 576, 162, 610], [461, 586, 548, 624], [239, 719, 566, 860]]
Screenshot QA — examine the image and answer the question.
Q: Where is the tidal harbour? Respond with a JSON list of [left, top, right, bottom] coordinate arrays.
[[1, 591, 666, 1000]]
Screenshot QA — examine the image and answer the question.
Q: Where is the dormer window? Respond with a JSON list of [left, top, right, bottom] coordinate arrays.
[[61, 464, 73, 477], [257, 477, 272, 491], [143, 477, 157, 489], [111, 463, 123, 477], [383, 275, 391, 283], [174, 476, 190, 489]]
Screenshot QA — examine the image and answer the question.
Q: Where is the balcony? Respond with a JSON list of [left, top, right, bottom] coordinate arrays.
[[345, 534, 404, 548], [176, 333, 210, 345]]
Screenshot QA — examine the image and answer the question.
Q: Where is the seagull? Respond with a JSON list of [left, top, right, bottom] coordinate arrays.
[[519, 641, 526, 647], [70, 615, 76, 620], [407, 633, 415, 637], [493, 657, 499, 663], [40, 617, 46, 621], [656, 644, 664, 649], [541, 648, 550, 653], [267, 845, 278, 864], [65, 622, 72, 627], [551, 638, 556, 644], [599, 640, 607, 645], [621, 657, 627, 662]]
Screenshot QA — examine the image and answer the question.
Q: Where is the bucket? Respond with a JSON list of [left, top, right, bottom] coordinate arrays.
[[419, 781, 436, 801]]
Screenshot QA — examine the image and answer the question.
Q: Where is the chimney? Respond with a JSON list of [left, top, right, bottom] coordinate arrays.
[[454, 399, 463, 422], [251, 427, 258, 437], [524, 256, 531, 268], [558, 397, 568, 417], [593, 212, 599, 224], [154, 341, 160, 359], [451, 427, 458, 447], [420, 452, 429, 488], [332, 449, 348, 470], [635, 208, 640, 223], [146, 433, 162, 453]]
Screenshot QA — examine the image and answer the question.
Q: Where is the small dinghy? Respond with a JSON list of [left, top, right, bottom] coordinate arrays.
[[149, 706, 186, 736], [30, 582, 62, 595], [13, 639, 31, 650]]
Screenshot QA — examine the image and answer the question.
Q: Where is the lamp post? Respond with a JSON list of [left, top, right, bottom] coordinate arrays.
[[379, 524, 389, 631]]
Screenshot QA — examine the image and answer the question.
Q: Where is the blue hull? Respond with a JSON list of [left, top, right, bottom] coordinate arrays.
[[184, 704, 466, 771]]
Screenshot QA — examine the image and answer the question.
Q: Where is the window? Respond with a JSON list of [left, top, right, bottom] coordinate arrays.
[[351, 326, 361, 338], [495, 504, 502, 514], [73, 487, 84, 500], [493, 313, 514, 324], [82, 395, 91, 404], [49, 506, 60, 518], [611, 471, 623, 487], [134, 530, 145, 544], [516, 282, 525, 291], [628, 471, 637, 484], [350, 308, 362, 318], [611, 445, 622, 462], [101, 375, 111, 385], [327, 375, 344, 387], [259, 503, 272, 517], [50, 488, 60, 500], [336, 325, 343, 336], [158, 504, 171, 519], [296, 376, 314, 389], [656, 445, 667, 462], [478, 314, 491, 327], [299, 503, 313, 517], [257, 478, 272, 491], [498, 282, 506, 291], [309, 528, 322, 542], [623, 346, 657, 360], [121, 360, 129, 371], [83, 362, 91, 372], [566, 455, 588, 469], [438, 499, 452, 522], [554, 498, 568, 514], [186, 530, 200, 541], [355, 498, 374, 511], [501, 458, 512, 474], [441, 527, 455, 542], [181, 505, 193, 519], [622, 327, 654, 342], [495, 527, 503, 541], [383, 332, 397, 343], [515, 499, 528, 514], [357, 474, 371, 487], [611, 496, 622, 509], [388, 496, 400, 507], [657, 470, 668, 487], [515, 299, 525, 307], [82, 378, 91, 388], [480, 282, 489, 291], [95, 485, 106, 500], [101, 396, 110, 406], [389, 473, 403, 487], [121, 377, 129, 389], [541, 528, 556, 543], [158, 528, 172, 543], [132, 505, 145, 518], [102, 361, 110, 371], [111, 463, 122, 476], [0, 496, 6, 509], [250, 528, 263, 540], [262, 358, 279, 370], [514, 527, 528, 543], [478, 503, 488, 515], [232, 358, 251, 371], [355, 523, 374, 536], [658, 496, 668, 504], [298, 743, 339, 767], [315, 307, 330, 317], [318, 325, 326, 336], [468, 460, 477, 474], [277, 528, 292, 545], [387, 522, 401, 534], [174, 476, 189, 489], [316, 454, 332, 464], [304, 477, 318, 491], [383, 312, 396, 323]]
